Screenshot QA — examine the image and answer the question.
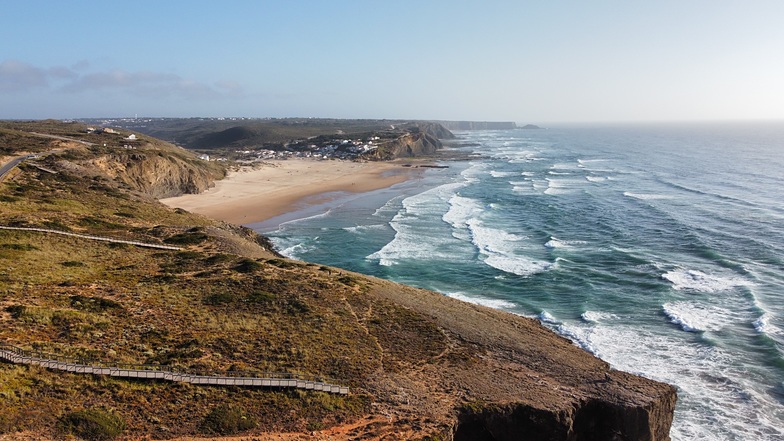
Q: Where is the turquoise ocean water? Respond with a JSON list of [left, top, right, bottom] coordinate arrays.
[[252, 123, 784, 440]]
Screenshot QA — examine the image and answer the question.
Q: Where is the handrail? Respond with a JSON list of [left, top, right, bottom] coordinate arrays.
[[0, 343, 349, 395], [0, 226, 182, 251]]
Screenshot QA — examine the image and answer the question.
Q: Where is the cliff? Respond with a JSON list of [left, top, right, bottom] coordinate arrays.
[[361, 122, 452, 160], [0, 120, 675, 440], [83, 149, 225, 198]]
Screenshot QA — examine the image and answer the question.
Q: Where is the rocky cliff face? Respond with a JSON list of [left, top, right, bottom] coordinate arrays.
[[363, 123, 450, 160], [362, 279, 677, 441], [80, 148, 225, 199]]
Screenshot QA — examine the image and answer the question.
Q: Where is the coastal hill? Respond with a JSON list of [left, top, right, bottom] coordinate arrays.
[[0, 120, 675, 440], [86, 118, 456, 153]]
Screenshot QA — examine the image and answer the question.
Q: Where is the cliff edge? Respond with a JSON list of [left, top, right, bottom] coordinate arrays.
[[0, 120, 675, 440]]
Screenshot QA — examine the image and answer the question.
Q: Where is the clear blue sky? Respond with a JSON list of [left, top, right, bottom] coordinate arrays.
[[2, 0, 783, 123]]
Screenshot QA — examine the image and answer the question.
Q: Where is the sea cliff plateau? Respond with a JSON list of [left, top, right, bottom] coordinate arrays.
[[0, 120, 675, 440]]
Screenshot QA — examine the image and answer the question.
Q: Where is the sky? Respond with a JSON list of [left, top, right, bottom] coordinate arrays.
[[1, 0, 783, 123]]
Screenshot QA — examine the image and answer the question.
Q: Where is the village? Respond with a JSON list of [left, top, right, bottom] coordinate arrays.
[[84, 123, 388, 163], [228, 135, 384, 164]]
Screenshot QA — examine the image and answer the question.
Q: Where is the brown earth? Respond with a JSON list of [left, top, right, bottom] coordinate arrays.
[[0, 120, 676, 440]]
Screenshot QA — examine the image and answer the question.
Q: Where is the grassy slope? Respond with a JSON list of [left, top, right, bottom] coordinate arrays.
[[0, 122, 676, 440], [0, 124, 373, 437], [0, 123, 445, 438]]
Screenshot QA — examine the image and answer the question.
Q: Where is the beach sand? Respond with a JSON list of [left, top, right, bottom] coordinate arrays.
[[160, 159, 422, 225]]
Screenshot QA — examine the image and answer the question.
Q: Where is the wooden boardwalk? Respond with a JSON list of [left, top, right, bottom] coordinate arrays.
[[0, 228, 349, 395], [0, 226, 183, 251], [0, 344, 349, 395]]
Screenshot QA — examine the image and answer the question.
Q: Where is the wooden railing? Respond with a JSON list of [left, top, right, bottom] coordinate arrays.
[[0, 226, 182, 251], [0, 343, 349, 395]]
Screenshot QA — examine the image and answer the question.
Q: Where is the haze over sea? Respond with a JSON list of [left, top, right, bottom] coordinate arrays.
[[254, 122, 784, 440]]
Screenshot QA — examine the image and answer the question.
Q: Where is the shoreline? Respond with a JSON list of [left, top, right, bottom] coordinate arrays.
[[160, 159, 426, 226]]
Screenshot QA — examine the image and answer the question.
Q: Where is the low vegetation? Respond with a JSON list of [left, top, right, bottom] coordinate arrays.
[[0, 121, 431, 437], [57, 408, 126, 441]]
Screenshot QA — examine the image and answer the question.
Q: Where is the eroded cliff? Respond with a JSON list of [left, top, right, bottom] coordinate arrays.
[[362, 123, 448, 160], [84, 149, 225, 198]]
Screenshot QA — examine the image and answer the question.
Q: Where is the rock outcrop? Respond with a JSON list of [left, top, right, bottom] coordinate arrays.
[[364, 278, 677, 440], [362, 123, 451, 160], [78, 148, 225, 199]]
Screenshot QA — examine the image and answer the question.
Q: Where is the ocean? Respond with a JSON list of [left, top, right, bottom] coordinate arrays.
[[252, 122, 784, 440]]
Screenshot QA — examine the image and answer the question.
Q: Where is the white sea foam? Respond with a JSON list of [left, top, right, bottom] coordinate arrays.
[[554, 322, 599, 354], [577, 158, 607, 165], [753, 313, 782, 336], [544, 178, 586, 195], [372, 195, 405, 217], [447, 292, 517, 310], [662, 301, 731, 333], [549, 320, 784, 441], [279, 242, 314, 259], [343, 224, 388, 234], [623, 191, 672, 200], [490, 170, 518, 178], [276, 208, 334, 228], [521, 171, 536, 177], [548, 171, 572, 175], [662, 269, 753, 293], [586, 176, 607, 183], [544, 236, 588, 249], [468, 220, 552, 276], [460, 163, 488, 183], [538, 310, 558, 323], [442, 195, 484, 229], [367, 182, 468, 265], [581, 310, 618, 323]]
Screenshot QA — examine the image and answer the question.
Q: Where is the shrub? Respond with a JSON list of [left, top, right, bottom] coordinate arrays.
[[164, 232, 208, 245], [61, 260, 85, 267], [266, 258, 296, 269], [0, 243, 39, 251], [57, 408, 125, 441], [203, 291, 236, 305], [42, 220, 71, 231], [4, 304, 26, 319], [69, 295, 122, 312], [234, 258, 262, 273], [246, 290, 276, 304], [200, 404, 257, 436], [204, 253, 233, 265]]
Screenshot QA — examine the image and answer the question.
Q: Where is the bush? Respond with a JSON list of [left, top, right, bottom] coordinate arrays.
[[200, 404, 257, 436], [0, 243, 38, 251], [246, 290, 276, 304], [164, 232, 208, 245], [5, 304, 26, 319], [69, 295, 122, 312], [203, 291, 236, 305], [234, 258, 262, 273], [57, 408, 125, 441]]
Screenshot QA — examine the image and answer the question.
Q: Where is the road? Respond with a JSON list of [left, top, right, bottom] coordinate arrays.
[[0, 155, 31, 183], [0, 131, 94, 183], [30, 132, 94, 146]]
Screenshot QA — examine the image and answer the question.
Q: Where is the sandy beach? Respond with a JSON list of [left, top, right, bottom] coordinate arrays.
[[160, 159, 422, 225]]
